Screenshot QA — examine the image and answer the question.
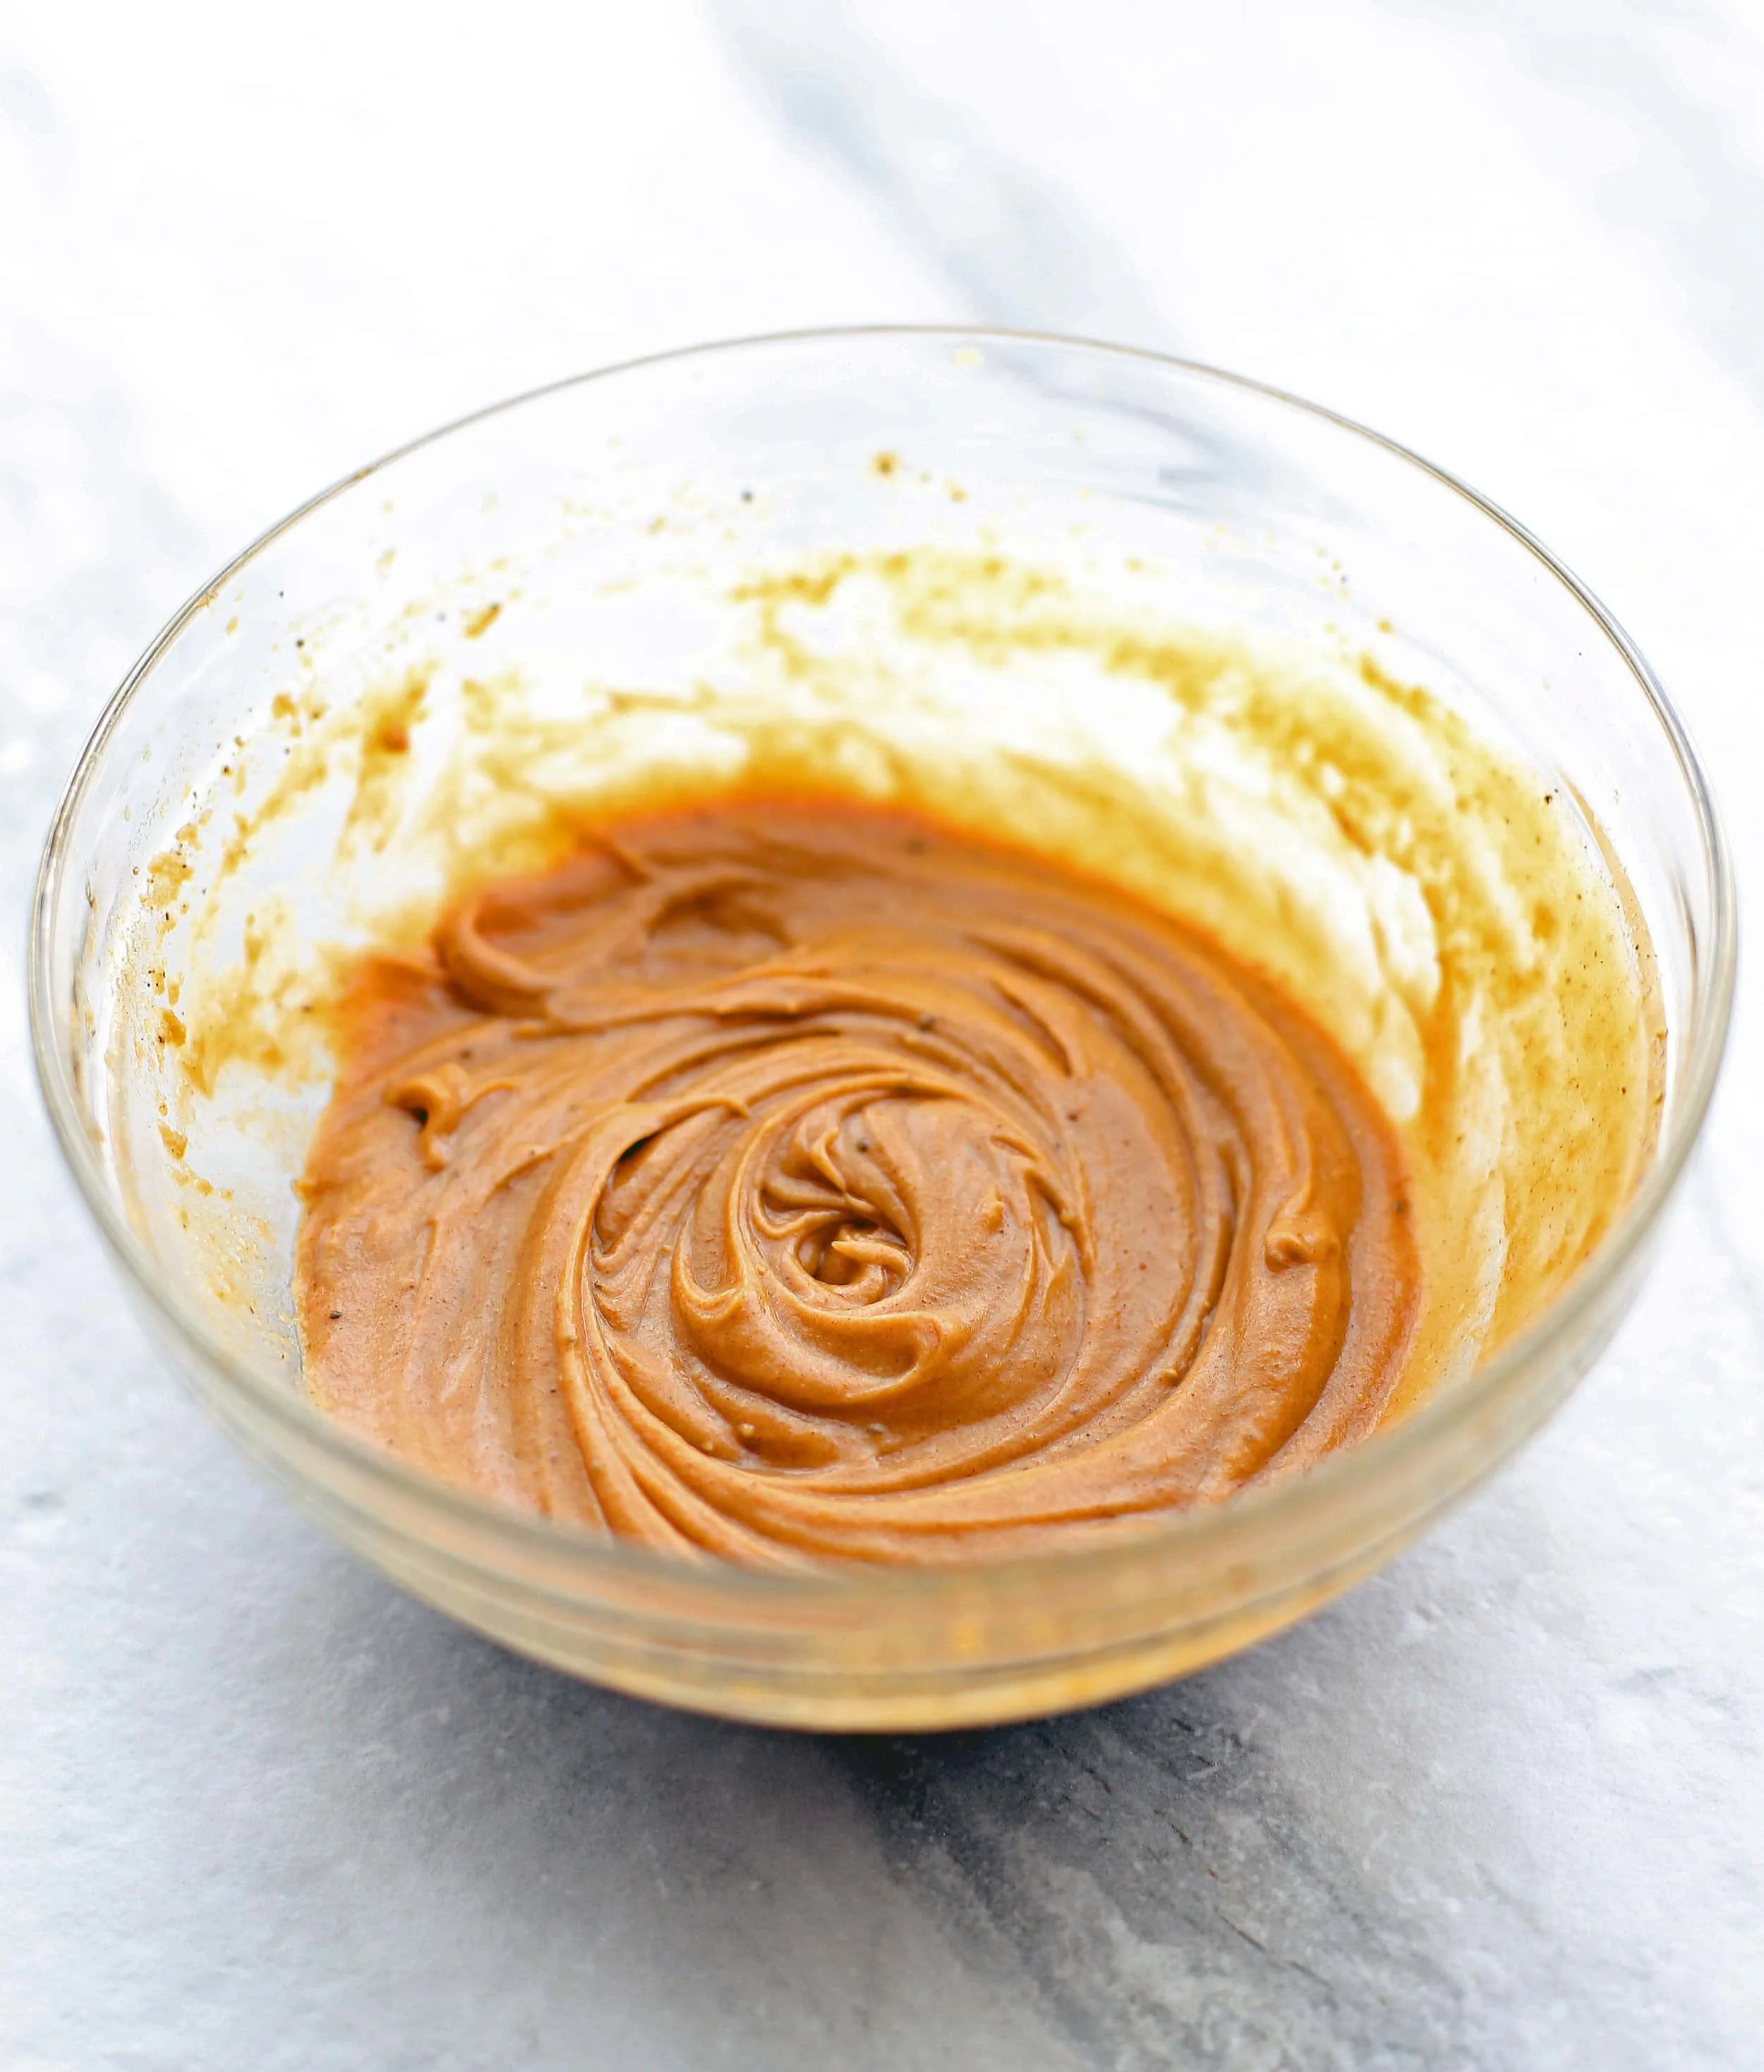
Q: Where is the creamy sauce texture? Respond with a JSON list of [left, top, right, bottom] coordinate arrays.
[[295, 801, 1420, 1563]]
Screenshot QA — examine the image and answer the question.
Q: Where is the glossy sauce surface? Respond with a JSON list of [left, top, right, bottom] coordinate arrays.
[[294, 801, 1420, 1564]]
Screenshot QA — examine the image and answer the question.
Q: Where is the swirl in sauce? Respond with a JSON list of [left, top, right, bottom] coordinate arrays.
[[295, 801, 1419, 1564]]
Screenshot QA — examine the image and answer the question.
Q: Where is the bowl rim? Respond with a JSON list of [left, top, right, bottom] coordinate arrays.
[[28, 322, 1739, 1611]]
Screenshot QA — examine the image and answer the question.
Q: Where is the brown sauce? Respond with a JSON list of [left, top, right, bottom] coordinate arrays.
[[294, 799, 1420, 1565]]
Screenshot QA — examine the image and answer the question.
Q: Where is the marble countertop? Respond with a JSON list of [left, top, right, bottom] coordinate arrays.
[[4, 3, 1761, 2065]]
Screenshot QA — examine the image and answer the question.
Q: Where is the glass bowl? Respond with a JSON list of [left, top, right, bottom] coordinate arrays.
[[30, 329, 1734, 1730]]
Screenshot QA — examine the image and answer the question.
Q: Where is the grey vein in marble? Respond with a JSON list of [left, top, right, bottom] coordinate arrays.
[[1384, 0, 1764, 410], [708, 0, 1168, 344]]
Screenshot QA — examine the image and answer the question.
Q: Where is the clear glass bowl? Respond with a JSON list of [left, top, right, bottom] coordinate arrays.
[[30, 330, 1734, 1730]]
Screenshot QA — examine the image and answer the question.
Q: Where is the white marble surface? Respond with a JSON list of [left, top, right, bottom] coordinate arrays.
[[4, 3, 1763, 2065]]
